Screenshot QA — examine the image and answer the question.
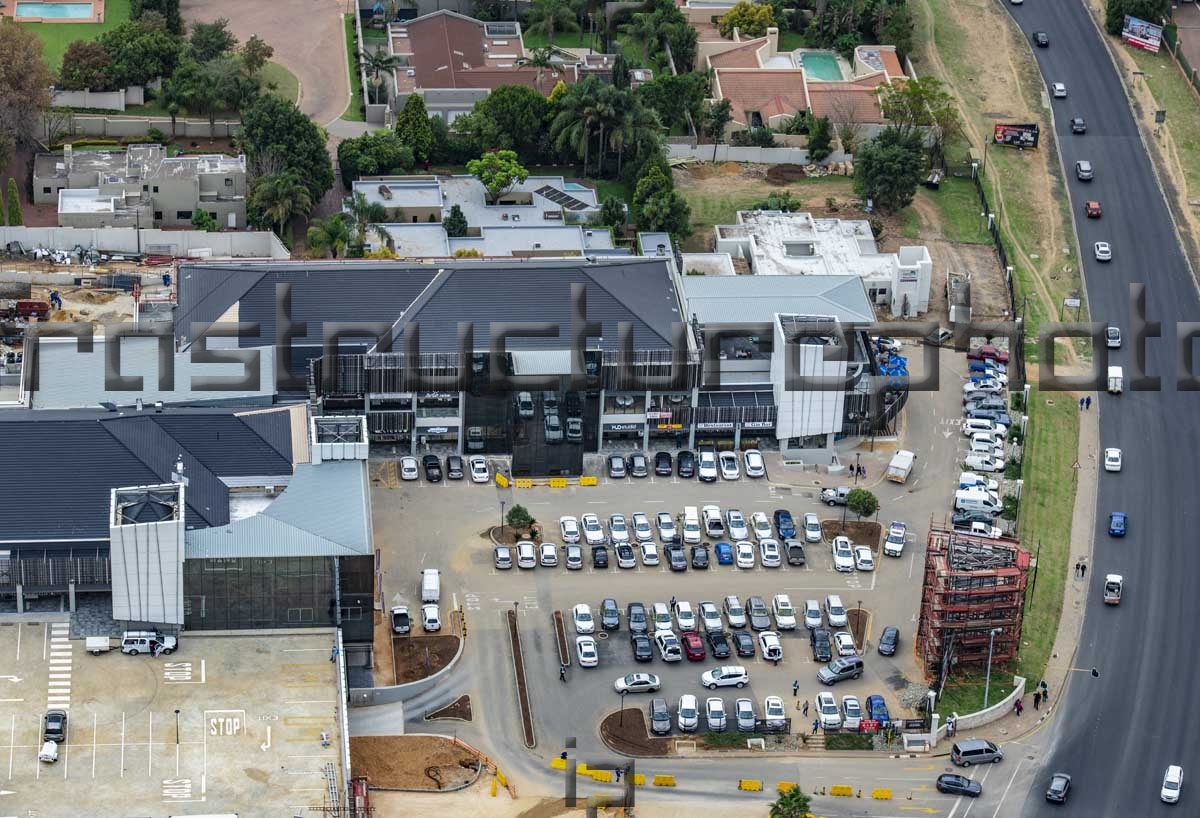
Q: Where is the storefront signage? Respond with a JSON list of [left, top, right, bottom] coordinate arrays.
[[421, 427, 449, 434], [656, 423, 684, 430], [646, 411, 673, 419], [696, 422, 735, 431], [742, 421, 774, 429], [604, 423, 643, 432]]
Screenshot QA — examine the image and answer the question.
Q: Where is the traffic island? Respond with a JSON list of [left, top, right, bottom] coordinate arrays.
[[506, 609, 536, 748], [393, 635, 461, 684], [599, 709, 673, 756], [821, 520, 882, 545], [350, 735, 482, 790], [425, 694, 472, 722]]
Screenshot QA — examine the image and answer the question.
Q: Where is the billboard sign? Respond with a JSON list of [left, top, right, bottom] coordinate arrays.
[[993, 123, 1039, 149], [1122, 15, 1162, 53]]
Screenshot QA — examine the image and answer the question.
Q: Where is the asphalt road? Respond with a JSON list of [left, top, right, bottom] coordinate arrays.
[[1005, 1, 1200, 814]]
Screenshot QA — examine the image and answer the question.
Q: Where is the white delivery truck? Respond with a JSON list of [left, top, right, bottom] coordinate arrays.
[[886, 450, 915, 483], [420, 568, 441, 603], [1107, 366, 1124, 394]]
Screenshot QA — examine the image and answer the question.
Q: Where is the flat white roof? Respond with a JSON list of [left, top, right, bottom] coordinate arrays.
[[58, 188, 117, 214], [717, 211, 899, 279]]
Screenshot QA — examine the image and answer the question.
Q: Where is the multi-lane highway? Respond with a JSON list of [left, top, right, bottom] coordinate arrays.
[[1005, 1, 1200, 814]]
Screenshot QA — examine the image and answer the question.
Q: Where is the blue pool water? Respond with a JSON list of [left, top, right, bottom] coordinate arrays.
[[16, 1, 94, 18], [561, 182, 589, 191], [800, 52, 844, 81]]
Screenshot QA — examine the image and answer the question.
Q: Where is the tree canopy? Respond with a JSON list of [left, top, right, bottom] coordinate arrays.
[[59, 40, 115, 92], [395, 94, 434, 161], [241, 95, 334, 202], [189, 18, 238, 63], [98, 15, 183, 87], [853, 127, 925, 213], [846, 487, 879, 519], [467, 150, 529, 203], [1104, 0, 1171, 35], [132, 0, 183, 35], [459, 85, 548, 158], [718, 1, 775, 38], [337, 129, 415, 189], [874, 76, 960, 149], [0, 23, 52, 172]]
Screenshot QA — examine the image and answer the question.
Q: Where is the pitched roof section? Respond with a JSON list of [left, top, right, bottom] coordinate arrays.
[[0, 409, 297, 544], [805, 76, 890, 124], [185, 460, 371, 559], [235, 408, 295, 463], [708, 37, 771, 69], [384, 259, 683, 352], [715, 70, 809, 127], [174, 263, 268, 340], [682, 274, 876, 326]]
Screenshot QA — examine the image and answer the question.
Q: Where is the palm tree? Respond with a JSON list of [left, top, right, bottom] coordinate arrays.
[[523, 46, 554, 93], [607, 94, 660, 177], [550, 78, 599, 174], [251, 172, 314, 237], [769, 786, 812, 818], [590, 84, 620, 176], [307, 213, 355, 258], [160, 77, 186, 137], [524, 0, 580, 45], [360, 47, 406, 104], [347, 192, 388, 243]]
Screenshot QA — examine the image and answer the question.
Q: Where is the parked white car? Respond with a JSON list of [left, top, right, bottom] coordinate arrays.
[[576, 635, 598, 667], [816, 691, 841, 729], [841, 695, 863, 730], [698, 449, 719, 481], [723, 595, 747, 628], [573, 603, 595, 634], [750, 511, 773, 542], [883, 521, 907, 557], [735, 541, 756, 569], [758, 631, 783, 663], [640, 541, 660, 566], [963, 453, 1005, 473], [581, 513, 605, 545], [699, 601, 723, 632], [718, 451, 740, 480], [559, 516, 581, 544], [834, 631, 857, 657], [726, 509, 749, 541], [400, 456, 420, 480], [803, 512, 822, 543], [656, 511, 677, 541], [469, 456, 489, 483], [421, 604, 441, 631], [674, 600, 696, 631], [853, 545, 875, 571], [771, 594, 796, 629], [803, 599, 822, 629], [743, 449, 766, 478], [764, 696, 786, 729], [831, 536, 856, 572], [631, 512, 655, 542], [759, 538, 781, 568], [608, 514, 630, 544], [706, 697, 727, 731]]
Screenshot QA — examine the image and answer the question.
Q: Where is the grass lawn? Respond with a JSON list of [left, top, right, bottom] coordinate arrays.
[[680, 176, 854, 250], [1128, 44, 1200, 197], [778, 29, 805, 52], [260, 61, 300, 105], [342, 14, 366, 122], [897, 205, 922, 240], [519, 28, 595, 51], [916, 177, 991, 244], [938, 387, 1078, 716], [22, 0, 131, 72]]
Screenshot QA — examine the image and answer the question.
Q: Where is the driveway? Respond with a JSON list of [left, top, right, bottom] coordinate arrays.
[[180, 0, 350, 127]]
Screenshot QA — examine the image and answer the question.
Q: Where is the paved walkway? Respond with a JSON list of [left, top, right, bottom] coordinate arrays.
[[180, 0, 350, 127]]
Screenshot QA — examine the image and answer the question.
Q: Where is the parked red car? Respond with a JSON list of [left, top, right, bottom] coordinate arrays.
[[681, 630, 706, 661], [967, 345, 1010, 364]]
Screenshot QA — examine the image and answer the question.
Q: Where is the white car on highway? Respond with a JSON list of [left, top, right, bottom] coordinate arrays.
[[1104, 447, 1122, 472], [559, 516, 581, 544], [656, 512, 677, 541], [750, 511, 773, 542], [853, 546, 875, 571], [469, 456, 489, 483], [771, 594, 796, 629], [573, 603, 595, 634], [726, 509, 749, 541], [759, 538, 782, 568], [816, 691, 841, 729], [1095, 241, 1113, 262], [576, 635, 598, 667], [834, 631, 857, 657], [832, 536, 856, 572], [631, 512, 654, 542], [1161, 764, 1183, 803], [581, 513, 605, 545], [735, 541, 756, 569]]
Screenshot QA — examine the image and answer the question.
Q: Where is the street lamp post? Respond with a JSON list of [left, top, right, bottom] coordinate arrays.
[[856, 599, 863, 650], [982, 627, 1003, 708], [500, 500, 507, 539], [619, 690, 628, 726], [174, 709, 181, 745], [854, 453, 861, 485]]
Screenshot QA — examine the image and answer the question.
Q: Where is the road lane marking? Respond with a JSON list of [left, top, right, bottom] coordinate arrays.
[[990, 757, 1024, 818]]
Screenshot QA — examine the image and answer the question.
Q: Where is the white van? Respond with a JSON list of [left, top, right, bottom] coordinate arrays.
[[954, 488, 1002, 515], [121, 630, 177, 655], [420, 568, 441, 603], [958, 471, 999, 492], [681, 507, 701, 544]]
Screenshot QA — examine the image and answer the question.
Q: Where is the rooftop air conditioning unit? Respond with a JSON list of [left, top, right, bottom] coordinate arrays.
[[585, 230, 593, 237], [513, 214, 520, 221], [656, 243, 666, 255], [534, 242, 542, 248], [407, 68, 416, 77]]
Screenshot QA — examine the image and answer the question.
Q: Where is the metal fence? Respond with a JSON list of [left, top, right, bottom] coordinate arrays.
[[1163, 26, 1200, 99]]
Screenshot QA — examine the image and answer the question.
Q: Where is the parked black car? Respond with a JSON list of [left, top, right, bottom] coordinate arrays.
[[592, 545, 609, 569], [731, 630, 755, 658], [627, 602, 648, 634], [422, 454, 442, 482], [937, 774, 982, 798], [690, 545, 710, 569], [878, 626, 900, 656], [445, 454, 464, 480], [676, 450, 696, 478], [654, 451, 673, 476], [628, 451, 649, 477], [810, 628, 833, 662], [600, 598, 620, 630], [706, 630, 732, 659], [630, 633, 654, 662], [665, 544, 688, 571]]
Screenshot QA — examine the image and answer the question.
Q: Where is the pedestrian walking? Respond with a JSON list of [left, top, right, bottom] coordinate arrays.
[[1073, 562, 1080, 577], [1079, 563, 1087, 579], [1079, 397, 1085, 410], [329, 645, 339, 663], [811, 718, 820, 735], [792, 680, 800, 697], [1041, 680, 1050, 702], [615, 768, 623, 782], [1014, 699, 1023, 716], [1085, 396, 1092, 410], [559, 664, 567, 682], [802, 700, 810, 717], [1033, 690, 1042, 709], [670, 595, 677, 608]]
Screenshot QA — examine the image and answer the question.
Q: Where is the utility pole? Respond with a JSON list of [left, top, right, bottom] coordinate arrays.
[[983, 627, 1003, 708]]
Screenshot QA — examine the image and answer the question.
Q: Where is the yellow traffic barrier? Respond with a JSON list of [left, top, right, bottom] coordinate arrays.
[[491, 779, 497, 797], [496, 770, 508, 786], [590, 770, 614, 783], [777, 781, 798, 793], [576, 763, 590, 776], [653, 774, 677, 787], [632, 773, 646, 786], [550, 757, 566, 770], [495, 473, 510, 488], [738, 779, 763, 792], [830, 784, 854, 797], [579, 476, 598, 486], [514, 478, 534, 488], [872, 788, 893, 800], [548, 477, 568, 488]]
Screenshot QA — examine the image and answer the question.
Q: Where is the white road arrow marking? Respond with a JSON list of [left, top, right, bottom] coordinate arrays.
[[0, 677, 21, 683], [260, 726, 271, 752]]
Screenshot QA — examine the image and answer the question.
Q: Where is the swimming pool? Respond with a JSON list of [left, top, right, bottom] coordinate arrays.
[[800, 51, 844, 81], [561, 182, 589, 191], [15, 1, 94, 18]]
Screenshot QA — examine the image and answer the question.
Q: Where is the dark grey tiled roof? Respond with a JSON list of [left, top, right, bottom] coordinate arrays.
[[237, 410, 294, 462], [0, 409, 295, 544]]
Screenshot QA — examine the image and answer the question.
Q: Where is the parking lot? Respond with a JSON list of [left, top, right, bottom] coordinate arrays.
[[0, 624, 343, 817]]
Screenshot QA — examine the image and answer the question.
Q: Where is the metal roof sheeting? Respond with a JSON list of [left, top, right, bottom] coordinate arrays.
[[682, 275, 876, 326], [184, 460, 371, 558]]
